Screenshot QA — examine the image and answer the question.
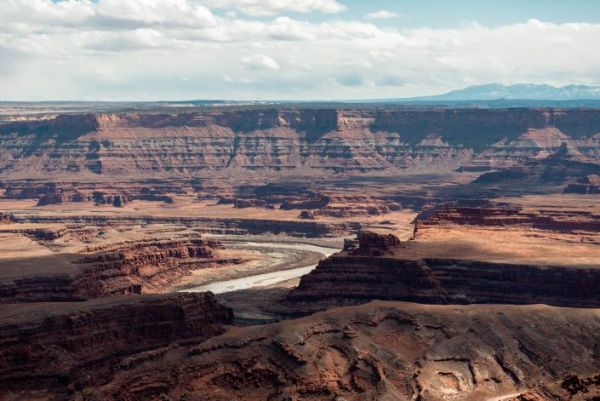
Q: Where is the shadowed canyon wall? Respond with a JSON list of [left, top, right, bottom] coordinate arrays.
[[0, 293, 233, 395], [1, 108, 599, 179]]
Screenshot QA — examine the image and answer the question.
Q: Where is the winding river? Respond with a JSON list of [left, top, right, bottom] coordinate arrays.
[[180, 240, 339, 294]]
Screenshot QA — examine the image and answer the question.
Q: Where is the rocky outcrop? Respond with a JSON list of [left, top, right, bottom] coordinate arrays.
[[502, 375, 600, 401], [286, 205, 600, 309], [287, 255, 600, 309], [0, 213, 12, 223], [2, 181, 176, 206], [1, 108, 599, 179], [414, 202, 600, 235], [357, 230, 401, 249], [16, 301, 598, 401], [347, 230, 402, 255], [0, 275, 83, 303], [0, 238, 225, 303], [230, 192, 395, 217], [10, 213, 359, 237], [279, 195, 331, 210], [467, 143, 600, 194], [460, 128, 595, 171], [74, 239, 223, 297], [564, 174, 600, 194], [92, 191, 127, 207], [4, 181, 63, 199], [0, 292, 233, 397]]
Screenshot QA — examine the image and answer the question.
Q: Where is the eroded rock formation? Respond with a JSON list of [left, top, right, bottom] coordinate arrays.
[[0, 292, 233, 399], [1, 108, 599, 180], [19, 301, 598, 401], [74, 238, 224, 297], [468, 142, 600, 194], [287, 205, 600, 311], [288, 255, 600, 309], [414, 202, 600, 236], [0, 213, 12, 223], [9, 213, 359, 237], [0, 238, 226, 303]]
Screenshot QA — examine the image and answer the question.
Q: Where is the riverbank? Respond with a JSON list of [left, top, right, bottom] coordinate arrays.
[[176, 236, 341, 294]]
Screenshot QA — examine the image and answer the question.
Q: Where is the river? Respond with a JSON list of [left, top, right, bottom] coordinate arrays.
[[180, 240, 339, 294]]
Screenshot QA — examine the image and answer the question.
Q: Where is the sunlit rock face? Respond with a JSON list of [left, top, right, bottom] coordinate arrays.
[[1, 108, 599, 179]]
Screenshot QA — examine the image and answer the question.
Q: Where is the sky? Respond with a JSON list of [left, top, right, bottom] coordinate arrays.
[[1, 0, 600, 101]]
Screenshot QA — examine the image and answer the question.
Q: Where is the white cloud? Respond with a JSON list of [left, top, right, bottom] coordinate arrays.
[[0, 0, 218, 32], [365, 10, 400, 20], [96, 0, 217, 28], [242, 54, 281, 70], [0, 2, 599, 100], [223, 74, 255, 84], [204, 0, 346, 16]]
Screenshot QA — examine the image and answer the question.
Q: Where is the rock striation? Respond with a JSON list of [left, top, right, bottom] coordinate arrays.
[[564, 174, 600, 194], [0, 292, 233, 398], [1, 108, 600, 180], [414, 202, 600, 235], [287, 255, 600, 309], [74, 238, 224, 297], [0, 213, 12, 223], [287, 207, 600, 310], [9, 213, 359, 237], [0, 238, 225, 303], [348, 230, 402, 255], [27, 301, 600, 401], [467, 142, 600, 194]]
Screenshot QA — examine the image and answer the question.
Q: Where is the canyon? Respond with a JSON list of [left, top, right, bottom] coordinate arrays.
[[287, 199, 600, 312], [0, 108, 599, 181], [0, 292, 233, 398], [1, 105, 600, 401]]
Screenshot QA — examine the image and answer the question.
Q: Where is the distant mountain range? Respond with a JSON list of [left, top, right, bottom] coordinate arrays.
[[3, 83, 600, 110], [408, 83, 600, 101]]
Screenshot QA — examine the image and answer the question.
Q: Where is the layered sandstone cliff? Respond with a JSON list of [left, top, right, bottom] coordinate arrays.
[[0, 292, 233, 397], [74, 238, 223, 297], [23, 301, 599, 401], [452, 142, 600, 197], [414, 202, 600, 235], [1, 108, 599, 179], [10, 213, 359, 237], [0, 238, 224, 303], [287, 203, 600, 311], [461, 128, 599, 171], [287, 255, 600, 308]]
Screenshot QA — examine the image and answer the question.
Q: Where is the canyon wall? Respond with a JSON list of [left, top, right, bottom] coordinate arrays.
[[414, 203, 600, 235], [43, 301, 600, 401], [287, 255, 600, 309], [0, 292, 233, 396], [1, 108, 599, 179], [0, 238, 226, 303], [287, 204, 600, 311], [9, 213, 359, 237]]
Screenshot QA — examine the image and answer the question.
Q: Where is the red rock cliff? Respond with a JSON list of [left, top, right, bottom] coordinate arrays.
[[2, 108, 599, 179], [0, 292, 233, 396]]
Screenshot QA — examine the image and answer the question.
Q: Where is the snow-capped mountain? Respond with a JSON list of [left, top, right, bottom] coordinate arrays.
[[413, 84, 600, 101]]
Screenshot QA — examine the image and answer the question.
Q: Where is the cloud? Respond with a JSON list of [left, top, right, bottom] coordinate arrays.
[[242, 54, 281, 70], [0, 2, 599, 100], [204, 0, 346, 16], [336, 73, 364, 87], [95, 0, 217, 28], [376, 75, 406, 87], [365, 10, 400, 20], [223, 74, 255, 84], [0, 0, 218, 32]]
